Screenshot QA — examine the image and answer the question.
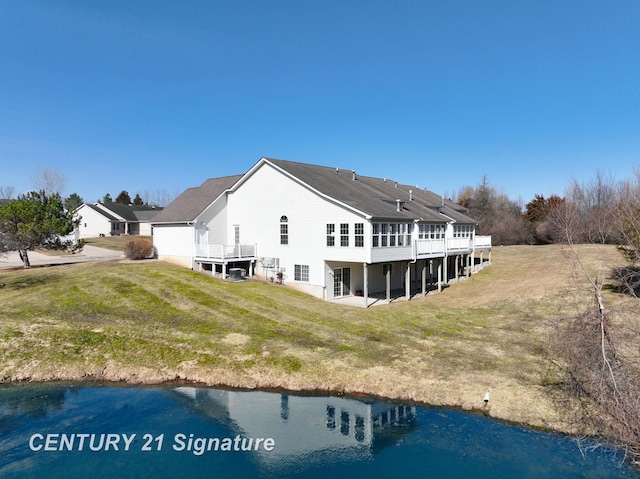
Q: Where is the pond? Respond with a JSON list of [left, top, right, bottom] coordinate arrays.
[[0, 384, 637, 478]]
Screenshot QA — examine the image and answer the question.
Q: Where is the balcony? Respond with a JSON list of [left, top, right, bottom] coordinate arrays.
[[194, 244, 257, 261], [473, 235, 492, 249], [447, 237, 473, 252], [414, 239, 446, 257]]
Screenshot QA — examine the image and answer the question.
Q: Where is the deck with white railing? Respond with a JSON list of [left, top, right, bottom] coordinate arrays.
[[194, 244, 257, 261], [473, 235, 492, 249], [414, 239, 446, 256], [413, 235, 492, 259]]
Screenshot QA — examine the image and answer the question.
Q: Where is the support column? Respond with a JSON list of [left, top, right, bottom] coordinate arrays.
[[467, 253, 472, 277], [386, 264, 391, 303], [422, 260, 428, 295], [222, 263, 227, 279], [437, 259, 443, 292], [443, 255, 448, 285], [249, 261, 254, 277], [405, 262, 411, 301], [363, 263, 369, 308]]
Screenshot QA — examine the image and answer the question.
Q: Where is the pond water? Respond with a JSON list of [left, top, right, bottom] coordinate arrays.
[[0, 384, 637, 478]]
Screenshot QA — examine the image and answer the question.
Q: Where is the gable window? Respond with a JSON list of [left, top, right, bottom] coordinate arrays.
[[326, 224, 335, 246], [340, 223, 349, 247], [354, 223, 364, 247], [280, 216, 288, 245], [294, 264, 309, 282]]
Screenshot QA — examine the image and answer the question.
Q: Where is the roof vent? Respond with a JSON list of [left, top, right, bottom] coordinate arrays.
[[396, 199, 402, 212], [409, 189, 413, 201], [352, 170, 356, 181], [395, 181, 398, 188], [336, 168, 339, 172]]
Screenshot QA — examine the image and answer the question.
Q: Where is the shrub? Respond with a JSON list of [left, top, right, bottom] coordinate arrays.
[[123, 238, 154, 260]]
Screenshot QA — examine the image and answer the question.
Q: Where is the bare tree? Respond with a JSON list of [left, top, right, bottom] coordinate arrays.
[[612, 170, 640, 297], [565, 170, 620, 244], [0, 185, 16, 199], [31, 167, 67, 196], [458, 176, 532, 245], [547, 170, 640, 463], [140, 188, 178, 207]]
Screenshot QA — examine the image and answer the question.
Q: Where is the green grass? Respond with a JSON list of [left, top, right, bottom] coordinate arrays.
[[0, 244, 631, 429]]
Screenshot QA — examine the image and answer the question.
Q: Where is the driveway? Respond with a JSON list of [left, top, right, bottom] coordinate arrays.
[[0, 245, 123, 269]]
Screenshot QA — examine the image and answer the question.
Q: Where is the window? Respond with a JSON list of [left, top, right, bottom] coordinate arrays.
[[355, 223, 364, 247], [372, 223, 380, 247], [294, 264, 309, 282], [326, 224, 335, 246], [340, 223, 349, 247], [280, 216, 288, 245], [381, 223, 388, 246]]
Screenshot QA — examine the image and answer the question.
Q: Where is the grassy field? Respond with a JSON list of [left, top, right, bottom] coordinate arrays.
[[85, 235, 152, 251], [0, 244, 631, 431]]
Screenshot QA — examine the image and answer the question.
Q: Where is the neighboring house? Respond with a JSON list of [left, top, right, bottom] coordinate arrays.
[[152, 158, 492, 305], [75, 202, 164, 239]]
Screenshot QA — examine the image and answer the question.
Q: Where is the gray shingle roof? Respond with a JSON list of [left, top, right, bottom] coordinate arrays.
[[265, 158, 477, 224], [96, 203, 164, 222], [85, 203, 120, 221], [151, 175, 243, 223], [153, 159, 477, 226]]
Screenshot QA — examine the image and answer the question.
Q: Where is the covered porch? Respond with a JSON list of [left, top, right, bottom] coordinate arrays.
[[327, 258, 448, 308]]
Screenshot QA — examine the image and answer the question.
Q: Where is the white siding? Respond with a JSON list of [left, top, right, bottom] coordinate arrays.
[[139, 222, 153, 236], [226, 162, 368, 297], [199, 196, 228, 245], [75, 205, 112, 239], [153, 224, 195, 268]]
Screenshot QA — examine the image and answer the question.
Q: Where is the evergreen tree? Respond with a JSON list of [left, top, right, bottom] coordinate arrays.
[[64, 192, 84, 212], [115, 190, 131, 205], [133, 193, 144, 205], [0, 191, 79, 267]]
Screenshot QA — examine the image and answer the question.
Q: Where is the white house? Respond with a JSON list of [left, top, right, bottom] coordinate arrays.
[[152, 158, 492, 305], [170, 387, 416, 468], [75, 202, 163, 239]]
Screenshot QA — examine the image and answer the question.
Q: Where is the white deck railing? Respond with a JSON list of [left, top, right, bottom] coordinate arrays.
[[414, 239, 446, 256], [446, 237, 473, 251], [195, 244, 256, 260], [473, 235, 492, 249]]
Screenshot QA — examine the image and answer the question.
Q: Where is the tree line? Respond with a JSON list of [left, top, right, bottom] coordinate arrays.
[[456, 169, 640, 253]]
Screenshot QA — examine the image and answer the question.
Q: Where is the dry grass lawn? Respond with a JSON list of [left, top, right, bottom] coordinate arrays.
[[0, 244, 632, 432]]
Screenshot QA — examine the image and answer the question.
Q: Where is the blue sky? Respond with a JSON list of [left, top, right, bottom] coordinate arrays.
[[1, 0, 639, 204]]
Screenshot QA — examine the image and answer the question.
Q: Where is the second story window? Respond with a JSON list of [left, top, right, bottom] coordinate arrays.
[[280, 216, 288, 245], [355, 223, 364, 247], [340, 223, 349, 247], [327, 224, 335, 246]]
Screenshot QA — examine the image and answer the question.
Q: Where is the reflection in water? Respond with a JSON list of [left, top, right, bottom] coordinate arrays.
[[169, 387, 417, 469], [0, 384, 637, 479]]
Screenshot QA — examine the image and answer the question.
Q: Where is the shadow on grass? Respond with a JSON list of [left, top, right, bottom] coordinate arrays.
[[605, 266, 640, 297]]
